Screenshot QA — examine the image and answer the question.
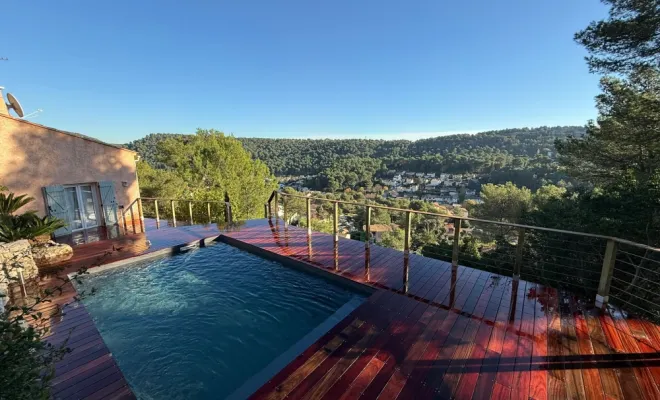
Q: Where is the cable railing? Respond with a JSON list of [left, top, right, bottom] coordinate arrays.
[[120, 197, 233, 234], [267, 190, 660, 322]]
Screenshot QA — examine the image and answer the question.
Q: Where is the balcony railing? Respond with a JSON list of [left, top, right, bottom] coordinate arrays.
[[266, 190, 660, 322], [118, 191, 660, 322], [120, 197, 233, 234]]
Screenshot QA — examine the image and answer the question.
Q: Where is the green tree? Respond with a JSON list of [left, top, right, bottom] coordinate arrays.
[[473, 182, 532, 223], [575, 0, 660, 74], [154, 129, 277, 219], [556, 68, 660, 186], [380, 228, 405, 251]]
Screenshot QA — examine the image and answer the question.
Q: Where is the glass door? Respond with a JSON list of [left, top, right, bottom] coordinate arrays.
[[64, 184, 100, 231], [64, 187, 84, 231], [79, 185, 99, 228]]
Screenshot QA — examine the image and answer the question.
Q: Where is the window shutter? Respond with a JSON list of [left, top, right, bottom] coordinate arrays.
[[43, 185, 71, 237], [99, 181, 119, 226]]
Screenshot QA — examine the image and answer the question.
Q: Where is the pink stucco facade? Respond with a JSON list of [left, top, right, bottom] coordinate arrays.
[[0, 114, 140, 220]]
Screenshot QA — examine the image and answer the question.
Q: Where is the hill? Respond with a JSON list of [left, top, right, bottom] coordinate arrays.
[[126, 126, 584, 178]]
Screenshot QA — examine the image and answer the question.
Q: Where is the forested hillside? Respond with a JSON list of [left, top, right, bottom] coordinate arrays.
[[126, 126, 584, 176]]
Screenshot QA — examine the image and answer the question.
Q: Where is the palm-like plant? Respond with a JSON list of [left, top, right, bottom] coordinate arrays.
[[0, 193, 34, 215], [0, 188, 67, 243]]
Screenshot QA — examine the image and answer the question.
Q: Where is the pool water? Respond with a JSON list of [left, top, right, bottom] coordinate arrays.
[[79, 242, 364, 399]]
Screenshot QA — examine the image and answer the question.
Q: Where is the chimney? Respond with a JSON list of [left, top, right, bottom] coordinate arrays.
[[0, 87, 9, 116]]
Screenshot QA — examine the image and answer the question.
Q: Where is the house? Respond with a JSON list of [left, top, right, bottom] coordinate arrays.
[[0, 105, 140, 241], [363, 223, 399, 243]]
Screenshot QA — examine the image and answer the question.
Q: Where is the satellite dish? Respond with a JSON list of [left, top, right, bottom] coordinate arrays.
[[6, 93, 24, 118]]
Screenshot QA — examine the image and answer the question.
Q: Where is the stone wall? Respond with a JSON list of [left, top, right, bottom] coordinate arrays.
[[0, 240, 38, 309]]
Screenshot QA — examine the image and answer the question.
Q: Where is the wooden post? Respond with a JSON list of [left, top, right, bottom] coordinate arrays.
[[513, 228, 526, 279], [306, 197, 312, 235], [137, 198, 144, 233], [596, 239, 618, 308], [188, 201, 194, 225], [171, 200, 177, 227], [129, 205, 136, 234], [404, 211, 412, 255], [274, 191, 279, 219], [154, 199, 160, 229], [333, 201, 339, 242], [122, 207, 128, 233], [452, 219, 462, 268], [365, 206, 372, 248]]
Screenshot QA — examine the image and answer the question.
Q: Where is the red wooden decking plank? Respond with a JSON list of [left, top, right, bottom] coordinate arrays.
[[495, 280, 527, 390], [250, 292, 388, 398], [285, 322, 377, 399], [573, 303, 604, 400], [559, 292, 587, 400], [319, 295, 421, 400], [608, 308, 660, 399], [599, 311, 645, 400], [338, 355, 388, 400], [584, 307, 624, 400], [359, 301, 435, 398]]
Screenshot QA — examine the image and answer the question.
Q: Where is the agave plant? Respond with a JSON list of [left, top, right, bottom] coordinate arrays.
[[0, 214, 67, 243], [0, 188, 67, 243]]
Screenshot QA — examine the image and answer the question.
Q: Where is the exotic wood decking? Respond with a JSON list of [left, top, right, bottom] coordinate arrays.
[[222, 219, 660, 400], [28, 218, 660, 399]]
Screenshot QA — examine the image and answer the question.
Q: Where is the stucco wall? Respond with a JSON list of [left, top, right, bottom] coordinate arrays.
[[0, 114, 140, 217]]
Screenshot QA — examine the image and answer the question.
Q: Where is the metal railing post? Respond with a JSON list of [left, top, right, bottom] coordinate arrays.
[[171, 200, 177, 227], [225, 202, 232, 224], [207, 202, 211, 223], [283, 196, 288, 225], [513, 228, 526, 279], [365, 205, 372, 248], [306, 197, 312, 235], [264, 203, 269, 219], [137, 198, 144, 233], [404, 211, 412, 255], [452, 219, 462, 267], [274, 191, 279, 219], [333, 201, 339, 242], [154, 199, 160, 229], [596, 239, 618, 308], [188, 201, 194, 225]]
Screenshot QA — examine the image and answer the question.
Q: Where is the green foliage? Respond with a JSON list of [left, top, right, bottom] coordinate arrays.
[[320, 157, 382, 192], [575, 0, 660, 74], [472, 182, 532, 224], [127, 127, 583, 190], [138, 129, 277, 220], [0, 245, 102, 400], [0, 193, 34, 215], [380, 228, 405, 251], [0, 190, 66, 243], [557, 68, 660, 187], [0, 214, 66, 243]]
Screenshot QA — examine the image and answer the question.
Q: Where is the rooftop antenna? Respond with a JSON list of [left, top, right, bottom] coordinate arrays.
[[22, 109, 43, 119]]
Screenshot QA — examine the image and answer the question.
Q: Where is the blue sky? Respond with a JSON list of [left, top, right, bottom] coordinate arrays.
[[2, 0, 607, 143]]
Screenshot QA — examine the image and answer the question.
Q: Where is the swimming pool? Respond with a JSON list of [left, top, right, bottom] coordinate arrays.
[[79, 241, 366, 399]]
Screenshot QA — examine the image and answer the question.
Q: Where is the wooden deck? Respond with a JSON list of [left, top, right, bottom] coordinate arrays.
[[222, 219, 660, 400], [32, 221, 226, 400], [24, 218, 660, 399]]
